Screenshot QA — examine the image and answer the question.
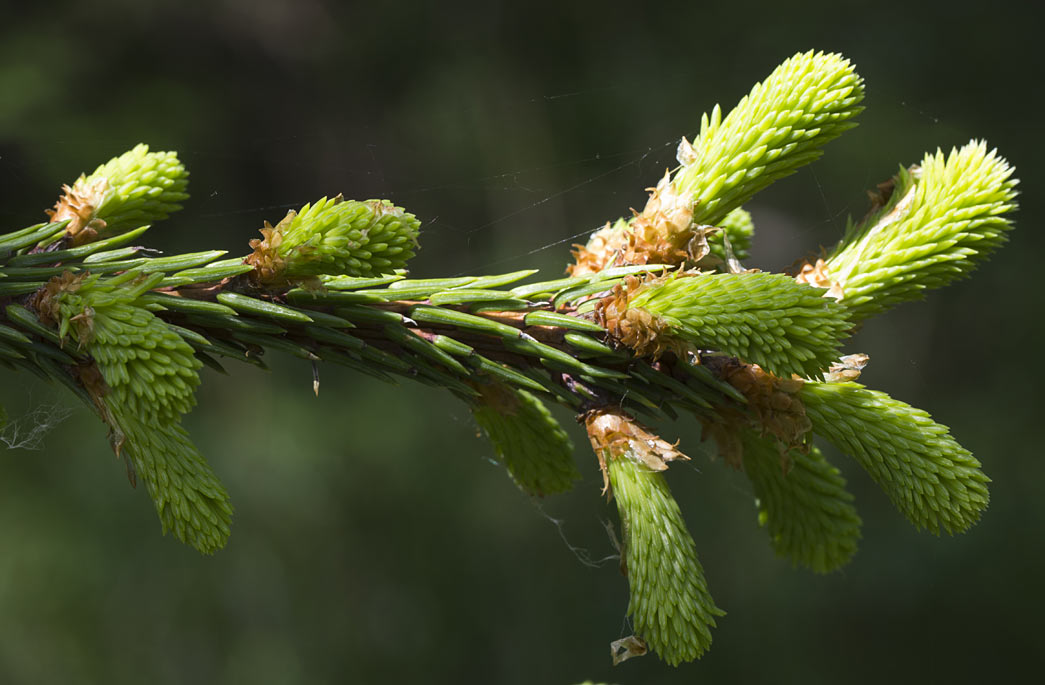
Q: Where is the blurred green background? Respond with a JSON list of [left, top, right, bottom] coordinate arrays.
[[1, 1, 1042, 682]]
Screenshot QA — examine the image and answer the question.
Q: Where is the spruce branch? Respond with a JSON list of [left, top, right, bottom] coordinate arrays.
[[0, 50, 1019, 666]]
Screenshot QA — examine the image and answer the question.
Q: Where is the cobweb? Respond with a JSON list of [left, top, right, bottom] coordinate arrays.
[[1, 402, 73, 451]]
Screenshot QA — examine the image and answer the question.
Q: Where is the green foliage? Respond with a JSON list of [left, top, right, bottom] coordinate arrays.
[[607, 455, 724, 666], [627, 272, 851, 378], [44, 271, 232, 553], [677, 50, 864, 226], [470, 383, 580, 496], [706, 207, 754, 263], [54, 143, 189, 240], [569, 51, 861, 273], [825, 141, 1018, 320], [0, 49, 1020, 667], [111, 413, 233, 554], [51, 273, 198, 417], [801, 381, 989, 534], [257, 196, 420, 279], [741, 430, 861, 573]]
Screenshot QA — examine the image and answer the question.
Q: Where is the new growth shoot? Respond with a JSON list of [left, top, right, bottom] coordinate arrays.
[[0, 51, 1017, 666]]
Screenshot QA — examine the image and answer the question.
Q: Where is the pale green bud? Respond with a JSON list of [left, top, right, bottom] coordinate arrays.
[[607, 455, 723, 665], [247, 196, 419, 283], [822, 140, 1018, 320], [35, 270, 231, 554], [706, 207, 754, 264], [679, 51, 864, 226], [471, 383, 580, 496], [801, 381, 989, 534], [620, 272, 851, 378], [741, 430, 861, 573], [48, 144, 189, 243]]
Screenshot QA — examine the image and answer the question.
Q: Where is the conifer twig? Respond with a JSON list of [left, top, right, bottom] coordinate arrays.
[[0, 51, 1017, 666]]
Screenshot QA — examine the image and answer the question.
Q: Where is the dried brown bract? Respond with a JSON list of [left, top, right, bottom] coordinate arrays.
[[584, 407, 688, 493], [46, 178, 111, 245], [593, 275, 679, 360], [245, 212, 293, 286], [28, 271, 89, 335], [569, 220, 629, 276], [611, 635, 649, 665], [793, 257, 844, 300], [703, 357, 813, 467], [865, 175, 898, 217], [676, 136, 698, 166], [569, 171, 709, 276], [824, 353, 870, 383]]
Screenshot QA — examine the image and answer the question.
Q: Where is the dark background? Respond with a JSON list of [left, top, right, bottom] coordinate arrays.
[[1, 1, 1042, 683]]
